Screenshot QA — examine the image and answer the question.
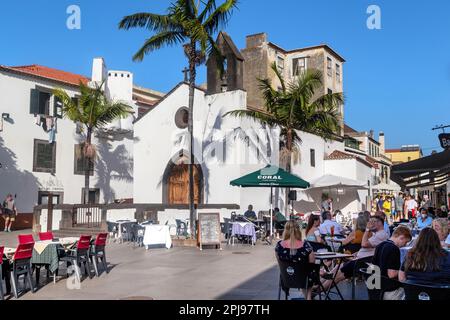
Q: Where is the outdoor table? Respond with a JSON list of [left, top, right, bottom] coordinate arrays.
[[314, 252, 353, 300], [324, 237, 343, 253], [32, 238, 78, 284], [231, 222, 256, 245], [142, 224, 172, 249]]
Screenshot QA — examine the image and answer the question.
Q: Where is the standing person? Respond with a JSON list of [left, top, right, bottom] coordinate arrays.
[[371, 226, 412, 300], [377, 195, 386, 212], [373, 195, 380, 213], [405, 195, 418, 220], [2, 194, 17, 232], [383, 196, 392, 224], [395, 193, 405, 221], [321, 197, 333, 213], [420, 194, 432, 211]]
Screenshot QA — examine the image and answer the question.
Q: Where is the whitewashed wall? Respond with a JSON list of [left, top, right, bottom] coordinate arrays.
[[0, 63, 134, 214]]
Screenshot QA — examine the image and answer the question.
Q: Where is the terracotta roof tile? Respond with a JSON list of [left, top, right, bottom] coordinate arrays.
[[325, 150, 374, 168], [1, 64, 89, 86]]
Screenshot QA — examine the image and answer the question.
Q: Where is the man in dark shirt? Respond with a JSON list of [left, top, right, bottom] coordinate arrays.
[[371, 226, 412, 300], [244, 205, 257, 221]]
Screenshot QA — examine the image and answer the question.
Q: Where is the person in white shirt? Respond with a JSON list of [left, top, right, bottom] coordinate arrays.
[[319, 211, 344, 236], [405, 195, 418, 220]]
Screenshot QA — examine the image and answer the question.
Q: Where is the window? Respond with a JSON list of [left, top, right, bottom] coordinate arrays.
[[310, 149, 316, 167], [74, 144, 94, 176], [327, 57, 332, 77], [292, 58, 306, 76], [277, 56, 285, 72], [81, 188, 100, 204], [33, 139, 56, 173], [328, 88, 333, 95], [30, 89, 51, 115], [336, 64, 341, 82], [174, 107, 189, 129], [38, 191, 63, 205]]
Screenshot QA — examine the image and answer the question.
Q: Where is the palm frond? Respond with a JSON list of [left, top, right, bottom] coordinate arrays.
[[132, 31, 186, 61], [223, 109, 280, 127], [269, 61, 286, 93], [198, 0, 218, 22], [118, 13, 180, 32], [203, 0, 238, 34]]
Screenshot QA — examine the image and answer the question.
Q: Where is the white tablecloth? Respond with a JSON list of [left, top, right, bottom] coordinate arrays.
[[143, 225, 172, 249]]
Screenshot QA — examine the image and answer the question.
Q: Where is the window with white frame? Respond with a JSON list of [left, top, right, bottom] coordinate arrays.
[[292, 57, 306, 76]]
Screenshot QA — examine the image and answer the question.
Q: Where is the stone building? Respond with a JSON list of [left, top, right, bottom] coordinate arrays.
[[241, 33, 346, 136]]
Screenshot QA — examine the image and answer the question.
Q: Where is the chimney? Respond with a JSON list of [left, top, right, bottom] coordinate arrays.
[[245, 33, 267, 49], [91, 57, 108, 83], [379, 132, 385, 154], [369, 130, 374, 139]]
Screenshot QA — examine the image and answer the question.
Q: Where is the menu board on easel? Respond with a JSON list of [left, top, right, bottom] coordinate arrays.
[[198, 213, 222, 251]]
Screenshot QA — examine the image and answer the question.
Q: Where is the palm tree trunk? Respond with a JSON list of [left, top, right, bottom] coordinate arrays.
[[188, 41, 197, 238], [84, 128, 92, 204], [285, 129, 293, 218]]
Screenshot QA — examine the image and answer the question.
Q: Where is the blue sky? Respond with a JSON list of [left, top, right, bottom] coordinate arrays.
[[1, 0, 449, 154]]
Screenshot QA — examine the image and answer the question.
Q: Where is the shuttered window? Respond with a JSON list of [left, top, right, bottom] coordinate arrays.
[[33, 139, 56, 173], [30, 89, 51, 115], [74, 144, 94, 176]]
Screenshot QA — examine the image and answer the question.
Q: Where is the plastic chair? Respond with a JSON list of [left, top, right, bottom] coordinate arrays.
[[276, 257, 315, 300], [403, 280, 450, 300], [132, 224, 145, 247], [89, 233, 108, 277], [38, 232, 54, 241], [0, 246, 4, 300], [10, 243, 35, 299], [18, 234, 35, 245], [60, 235, 92, 282]]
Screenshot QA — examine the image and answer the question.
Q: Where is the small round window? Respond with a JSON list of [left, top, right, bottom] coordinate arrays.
[[175, 107, 189, 129]]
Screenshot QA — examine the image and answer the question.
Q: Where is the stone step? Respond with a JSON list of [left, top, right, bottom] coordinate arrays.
[[54, 228, 105, 238]]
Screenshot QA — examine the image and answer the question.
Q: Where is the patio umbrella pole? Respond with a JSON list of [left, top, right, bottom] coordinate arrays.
[[270, 187, 273, 245]]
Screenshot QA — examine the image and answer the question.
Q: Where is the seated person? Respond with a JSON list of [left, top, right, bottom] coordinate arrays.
[[275, 220, 315, 300], [340, 215, 367, 254], [371, 226, 412, 300], [322, 216, 390, 290], [244, 205, 257, 221], [273, 207, 287, 237], [319, 211, 345, 237], [374, 211, 391, 236], [416, 208, 433, 230], [305, 214, 323, 243], [432, 218, 449, 248], [399, 228, 450, 285]]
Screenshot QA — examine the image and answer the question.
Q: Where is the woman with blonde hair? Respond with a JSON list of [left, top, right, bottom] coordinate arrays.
[[432, 218, 449, 248], [275, 220, 316, 300], [340, 215, 368, 253]]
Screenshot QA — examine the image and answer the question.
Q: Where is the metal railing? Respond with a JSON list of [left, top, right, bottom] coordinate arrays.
[[72, 205, 103, 228]]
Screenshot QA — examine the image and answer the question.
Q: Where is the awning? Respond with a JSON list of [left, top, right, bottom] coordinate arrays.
[[308, 174, 368, 190], [391, 149, 450, 189], [230, 165, 310, 188], [372, 182, 401, 192]]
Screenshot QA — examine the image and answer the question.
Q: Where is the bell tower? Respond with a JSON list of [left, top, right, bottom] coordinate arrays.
[[206, 32, 244, 95]]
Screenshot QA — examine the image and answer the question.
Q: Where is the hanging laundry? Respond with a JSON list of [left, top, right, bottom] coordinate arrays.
[[46, 117, 54, 129], [35, 114, 41, 125], [48, 127, 56, 143]]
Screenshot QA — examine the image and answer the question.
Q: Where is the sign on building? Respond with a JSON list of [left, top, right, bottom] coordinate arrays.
[[439, 133, 450, 149]]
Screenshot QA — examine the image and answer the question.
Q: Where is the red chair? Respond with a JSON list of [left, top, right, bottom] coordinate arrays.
[[38, 232, 54, 241], [10, 243, 35, 298], [60, 235, 92, 282], [0, 246, 4, 300], [18, 234, 35, 245], [89, 233, 109, 277]]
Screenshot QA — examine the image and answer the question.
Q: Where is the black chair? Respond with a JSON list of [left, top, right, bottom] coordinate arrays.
[[222, 218, 232, 241], [305, 241, 332, 253], [359, 267, 383, 300], [403, 280, 450, 300], [350, 257, 372, 300], [276, 257, 315, 300], [132, 224, 146, 247]]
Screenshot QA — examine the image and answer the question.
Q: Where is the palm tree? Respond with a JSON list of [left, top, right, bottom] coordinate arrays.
[[225, 62, 343, 210], [119, 0, 238, 236], [53, 82, 132, 204]]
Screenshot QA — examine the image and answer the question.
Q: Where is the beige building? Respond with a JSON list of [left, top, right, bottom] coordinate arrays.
[[241, 33, 346, 136]]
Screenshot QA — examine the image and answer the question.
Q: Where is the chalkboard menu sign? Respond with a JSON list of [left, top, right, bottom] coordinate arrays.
[[198, 213, 222, 251]]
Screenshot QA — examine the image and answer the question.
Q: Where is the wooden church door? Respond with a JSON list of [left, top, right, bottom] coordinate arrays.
[[168, 164, 201, 205]]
